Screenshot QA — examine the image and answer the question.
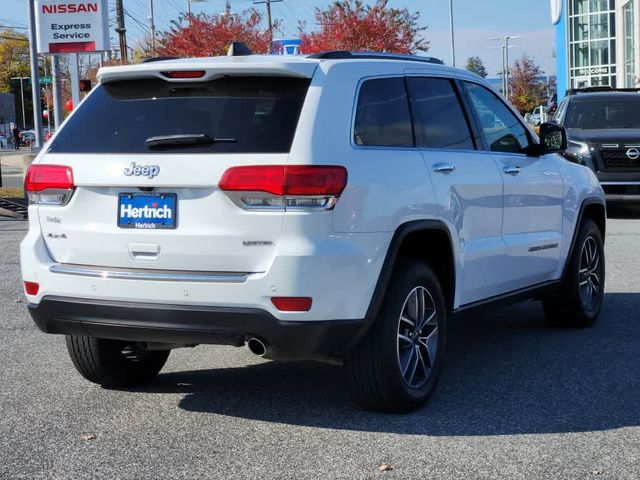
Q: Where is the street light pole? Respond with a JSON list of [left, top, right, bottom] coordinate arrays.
[[491, 35, 522, 99], [19, 78, 26, 129], [449, 0, 456, 67], [505, 36, 511, 99]]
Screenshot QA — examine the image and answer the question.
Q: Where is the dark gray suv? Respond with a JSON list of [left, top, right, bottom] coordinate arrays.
[[553, 87, 640, 202]]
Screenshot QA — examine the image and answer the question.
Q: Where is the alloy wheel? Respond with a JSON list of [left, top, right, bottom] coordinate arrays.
[[396, 286, 438, 389], [579, 236, 602, 311]]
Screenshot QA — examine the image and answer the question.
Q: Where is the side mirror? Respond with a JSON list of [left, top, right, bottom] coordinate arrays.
[[538, 122, 567, 154]]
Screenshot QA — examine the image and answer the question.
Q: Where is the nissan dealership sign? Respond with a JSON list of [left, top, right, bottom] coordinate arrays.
[[35, 0, 109, 54]]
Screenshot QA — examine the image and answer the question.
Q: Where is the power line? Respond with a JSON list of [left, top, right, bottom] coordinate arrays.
[[124, 8, 151, 35]]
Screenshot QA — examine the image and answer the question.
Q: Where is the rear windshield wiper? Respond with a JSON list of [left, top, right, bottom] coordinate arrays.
[[145, 133, 236, 148]]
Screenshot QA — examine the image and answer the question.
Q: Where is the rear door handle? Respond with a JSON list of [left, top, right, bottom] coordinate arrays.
[[433, 163, 456, 174], [503, 166, 522, 175]]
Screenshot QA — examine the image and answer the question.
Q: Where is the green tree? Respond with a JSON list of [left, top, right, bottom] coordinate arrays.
[[465, 56, 487, 78], [509, 55, 546, 114], [0, 29, 34, 127]]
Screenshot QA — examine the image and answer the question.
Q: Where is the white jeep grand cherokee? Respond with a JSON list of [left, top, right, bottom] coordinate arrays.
[[21, 48, 606, 412]]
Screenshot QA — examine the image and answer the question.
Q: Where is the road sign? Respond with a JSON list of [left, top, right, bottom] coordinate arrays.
[[35, 0, 110, 54], [39, 76, 52, 85]]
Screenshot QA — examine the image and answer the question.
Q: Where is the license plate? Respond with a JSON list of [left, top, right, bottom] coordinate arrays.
[[118, 193, 177, 229]]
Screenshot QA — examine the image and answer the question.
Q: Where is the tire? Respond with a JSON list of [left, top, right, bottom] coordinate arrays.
[[346, 259, 447, 413], [543, 218, 605, 327], [65, 335, 170, 388]]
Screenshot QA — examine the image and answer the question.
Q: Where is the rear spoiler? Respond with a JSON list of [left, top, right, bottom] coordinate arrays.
[[97, 57, 319, 84]]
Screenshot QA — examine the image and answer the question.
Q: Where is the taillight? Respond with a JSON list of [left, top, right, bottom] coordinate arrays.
[[24, 164, 75, 206], [219, 165, 347, 211]]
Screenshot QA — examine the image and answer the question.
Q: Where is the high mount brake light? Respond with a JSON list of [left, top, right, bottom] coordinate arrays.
[[24, 164, 75, 206], [160, 70, 206, 79], [219, 165, 348, 211]]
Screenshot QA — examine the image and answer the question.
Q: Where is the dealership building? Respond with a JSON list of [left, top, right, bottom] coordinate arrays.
[[554, 0, 639, 100]]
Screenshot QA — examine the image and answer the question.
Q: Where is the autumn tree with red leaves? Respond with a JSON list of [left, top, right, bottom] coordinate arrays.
[[509, 55, 546, 114], [157, 10, 278, 57], [300, 0, 428, 54]]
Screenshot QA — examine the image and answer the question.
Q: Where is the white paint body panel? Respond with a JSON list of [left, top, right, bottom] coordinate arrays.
[[21, 55, 606, 323]]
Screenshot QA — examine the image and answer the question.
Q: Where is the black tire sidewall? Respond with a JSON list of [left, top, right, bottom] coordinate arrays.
[[372, 260, 448, 409], [564, 219, 605, 322]]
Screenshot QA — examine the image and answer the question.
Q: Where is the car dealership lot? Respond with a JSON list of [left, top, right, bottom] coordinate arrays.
[[1, 213, 639, 480]]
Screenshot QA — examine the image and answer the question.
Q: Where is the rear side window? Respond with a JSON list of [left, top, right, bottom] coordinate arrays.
[[354, 77, 413, 147], [48, 76, 310, 154], [407, 77, 475, 150]]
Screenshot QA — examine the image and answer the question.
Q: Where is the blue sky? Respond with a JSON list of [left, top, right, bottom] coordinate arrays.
[[2, 0, 555, 76]]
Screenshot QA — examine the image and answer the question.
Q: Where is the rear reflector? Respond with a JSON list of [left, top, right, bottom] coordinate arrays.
[[24, 281, 39, 296], [271, 297, 313, 312], [160, 70, 206, 79], [219, 165, 347, 196], [25, 164, 74, 192]]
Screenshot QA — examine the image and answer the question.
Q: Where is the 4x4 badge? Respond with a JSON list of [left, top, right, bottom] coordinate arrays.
[[123, 162, 160, 179], [626, 148, 640, 161]]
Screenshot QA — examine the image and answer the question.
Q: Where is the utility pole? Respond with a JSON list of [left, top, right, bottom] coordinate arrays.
[[115, 0, 128, 64], [27, 0, 43, 149], [449, 0, 456, 67], [148, 0, 156, 56], [186, 0, 207, 27], [253, 0, 282, 53]]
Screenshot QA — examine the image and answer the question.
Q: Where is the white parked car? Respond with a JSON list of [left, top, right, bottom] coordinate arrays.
[[21, 48, 606, 412]]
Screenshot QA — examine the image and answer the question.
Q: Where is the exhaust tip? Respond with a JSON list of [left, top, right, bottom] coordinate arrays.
[[246, 337, 267, 357]]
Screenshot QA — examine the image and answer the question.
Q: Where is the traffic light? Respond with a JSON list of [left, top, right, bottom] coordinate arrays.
[[79, 79, 92, 92]]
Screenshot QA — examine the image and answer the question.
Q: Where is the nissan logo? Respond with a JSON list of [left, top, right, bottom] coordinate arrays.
[[626, 148, 640, 161]]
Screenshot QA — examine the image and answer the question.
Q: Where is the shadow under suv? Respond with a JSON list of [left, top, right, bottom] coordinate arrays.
[[553, 87, 640, 202]]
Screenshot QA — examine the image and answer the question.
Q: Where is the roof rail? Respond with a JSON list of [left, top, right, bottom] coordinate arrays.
[[566, 86, 640, 95], [142, 56, 178, 63], [307, 51, 445, 65]]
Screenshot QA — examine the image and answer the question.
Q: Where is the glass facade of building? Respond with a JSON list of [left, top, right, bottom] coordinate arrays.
[[623, 1, 635, 87], [568, 0, 617, 88]]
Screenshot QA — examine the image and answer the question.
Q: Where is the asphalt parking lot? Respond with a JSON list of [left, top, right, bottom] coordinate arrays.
[[1, 211, 639, 479]]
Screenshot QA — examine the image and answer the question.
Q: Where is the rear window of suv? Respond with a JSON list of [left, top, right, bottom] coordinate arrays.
[[48, 76, 310, 154]]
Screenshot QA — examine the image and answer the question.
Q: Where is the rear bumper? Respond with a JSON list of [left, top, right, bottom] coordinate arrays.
[[28, 296, 366, 358]]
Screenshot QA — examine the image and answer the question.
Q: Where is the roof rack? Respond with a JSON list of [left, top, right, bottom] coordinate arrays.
[[567, 86, 640, 95], [307, 51, 445, 65], [142, 56, 178, 63]]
